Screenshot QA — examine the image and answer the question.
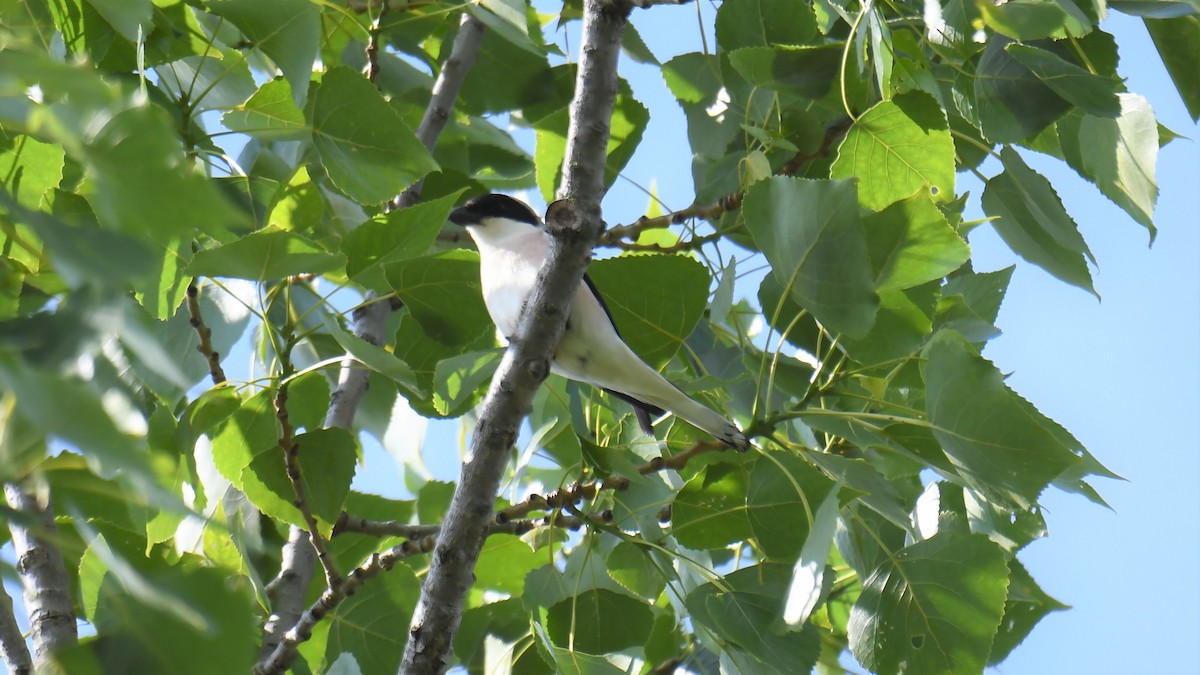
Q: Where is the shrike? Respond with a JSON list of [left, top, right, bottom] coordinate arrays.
[[449, 193, 748, 451]]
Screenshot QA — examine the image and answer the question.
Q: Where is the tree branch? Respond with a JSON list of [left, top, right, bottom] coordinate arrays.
[[393, 12, 485, 210], [186, 281, 227, 385], [0, 578, 32, 675], [255, 537, 437, 675], [258, 526, 317, 662], [2, 485, 76, 666], [400, 1, 632, 671], [276, 367, 341, 587]]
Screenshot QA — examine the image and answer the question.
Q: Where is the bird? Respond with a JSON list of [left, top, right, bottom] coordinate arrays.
[[448, 193, 748, 451]]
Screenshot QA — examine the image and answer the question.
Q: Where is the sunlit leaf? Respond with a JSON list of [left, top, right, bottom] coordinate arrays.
[[832, 93, 955, 210]]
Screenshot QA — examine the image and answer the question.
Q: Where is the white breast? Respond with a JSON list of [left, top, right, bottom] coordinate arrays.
[[468, 221, 552, 339]]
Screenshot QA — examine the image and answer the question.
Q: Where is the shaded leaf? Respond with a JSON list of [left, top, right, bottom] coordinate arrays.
[[206, 0, 319, 106], [1006, 44, 1122, 117], [221, 77, 308, 140], [188, 227, 344, 280], [546, 588, 653, 654], [864, 191, 970, 291], [848, 533, 1009, 675], [924, 330, 1083, 508], [975, 36, 1072, 142], [687, 564, 821, 672], [746, 452, 838, 561], [743, 176, 878, 338], [1145, 15, 1200, 121], [672, 463, 753, 550], [309, 67, 438, 204], [981, 147, 1096, 294], [385, 250, 492, 347], [587, 254, 710, 367]]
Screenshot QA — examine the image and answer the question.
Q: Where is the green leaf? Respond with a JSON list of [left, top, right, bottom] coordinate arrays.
[[783, 481, 841, 624], [155, 48, 256, 112], [832, 92, 955, 210], [977, 0, 1091, 40], [475, 534, 542, 595], [86, 0, 152, 42], [324, 562, 421, 675], [1145, 15, 1200, 121], [342, 190, 463, 289], [206, 0, 319, 106], [0, 132, 64, 208], [309, 67, 438, 205], [432, 349, 501, 417], [923, 330, 1083, 508], [975, 36, 1072, 143], [988, 559, 1068, 664], [661, 52, 723, 106], [621, 24, 658, 65], [848, 532, 1009, 675], [72, 548, 257, 674], [385, 250, 492, 347], [1058, 94, 1159, 237], [239, 428, 356, 537], [533, 85, 649, 203], [716, 0, 818, 49], [863, 192, 970, 291], [546, 588, 653, 654], [743, 176, 878, 338], [686, 564, 821, 672], [187, 227, 344, 280], [0, 358, 150, 483], [934, 266, 1013, 343], [586, 255, 709, 368], [727, 45, 844, 99], [84, 106, 245, 240], [1006, 44, 1122, 117], [319, 312, 420, 392], [606, 541, 666, 600], [981, 146, 1096, 294], [221, 77, 308, 140], [746, 452, 838, 561], [672, 462, 753, 549]]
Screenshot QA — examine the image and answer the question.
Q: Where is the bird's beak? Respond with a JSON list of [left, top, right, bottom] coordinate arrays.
[[448, 205, 473, 226]]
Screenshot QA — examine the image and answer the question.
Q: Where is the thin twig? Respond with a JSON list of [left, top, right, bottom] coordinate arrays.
[[636, 440, 727, 475], [493, 476, 630, 523], [255, 537, 437, 675], [598, 119, 854, 246], [187, 281, 227, 384], [275, 366, 342, 587], [332, 515, 541, 539]]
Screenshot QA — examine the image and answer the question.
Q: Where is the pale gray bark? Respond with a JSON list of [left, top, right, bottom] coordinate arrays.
[[399, 1, 632, 672], [0, 579, 32, 675], [396, 13, 485, 209], [3, 485, 76, 667]]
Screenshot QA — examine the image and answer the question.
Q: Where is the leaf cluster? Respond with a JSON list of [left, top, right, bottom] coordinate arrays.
[[0, 0, 1190, 672]]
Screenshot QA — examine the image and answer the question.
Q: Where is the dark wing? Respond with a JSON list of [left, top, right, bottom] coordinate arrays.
[[581, 273, 664, 434]]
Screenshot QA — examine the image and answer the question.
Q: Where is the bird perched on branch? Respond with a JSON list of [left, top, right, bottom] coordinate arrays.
[[448, 193, 748, 451]]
